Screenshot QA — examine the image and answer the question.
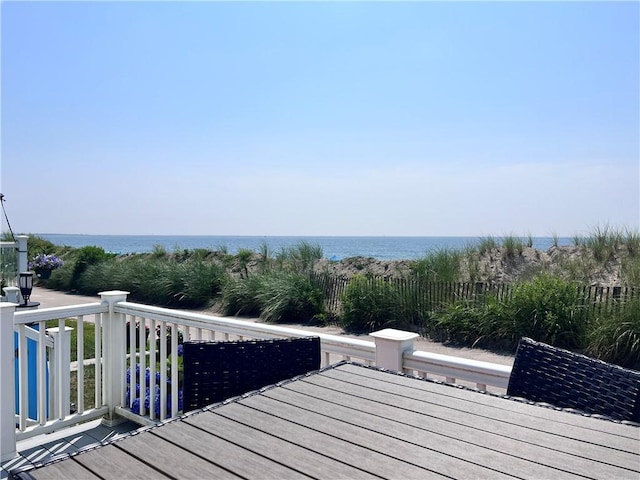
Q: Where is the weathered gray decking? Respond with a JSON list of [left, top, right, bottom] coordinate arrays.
[[12, 362, 640, 479]]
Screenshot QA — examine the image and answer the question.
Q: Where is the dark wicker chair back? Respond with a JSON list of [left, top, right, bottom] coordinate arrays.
[[182, 336, 321, 411], [507, 337, 640, 422]]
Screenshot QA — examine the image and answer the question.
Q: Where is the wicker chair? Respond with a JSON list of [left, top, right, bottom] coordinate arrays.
[[506, 337, 640, 422], [182, 336, 321, 411]]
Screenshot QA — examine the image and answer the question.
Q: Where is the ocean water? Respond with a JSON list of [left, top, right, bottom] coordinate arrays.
[[39, 234, 573, 261]]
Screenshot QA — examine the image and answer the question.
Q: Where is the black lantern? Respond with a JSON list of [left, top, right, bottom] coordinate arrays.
[[17, 272, 39, 308]]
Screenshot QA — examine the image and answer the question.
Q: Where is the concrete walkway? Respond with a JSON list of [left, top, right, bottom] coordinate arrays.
[[27, 286, 514, 367]]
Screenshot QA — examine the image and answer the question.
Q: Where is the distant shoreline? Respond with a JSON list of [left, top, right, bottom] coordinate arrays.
[[37, 233, 574, 260]]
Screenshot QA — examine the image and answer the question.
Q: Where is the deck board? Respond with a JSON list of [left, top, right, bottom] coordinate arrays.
[[115, 430, 243, 479], [232, 394, 518, 479], [152, 419, 309, 479], [301, 368, 640, 454], [262, 383, 592, 479], [11, 362, 640, 480], [288, 371, 639, 476], [187, 407, 386, 479], [211, 401, 451, 479], [16, 460, 101, 480], [338, 363, 640, 438], [72, 443, 173, 479]]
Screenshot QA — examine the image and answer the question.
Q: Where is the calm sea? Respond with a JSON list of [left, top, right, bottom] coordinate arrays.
[[39, 234, 573, 261]]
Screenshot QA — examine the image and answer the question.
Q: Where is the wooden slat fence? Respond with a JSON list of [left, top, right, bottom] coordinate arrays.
[[309, 273, 640, 318], [578, 285, 640, 318]]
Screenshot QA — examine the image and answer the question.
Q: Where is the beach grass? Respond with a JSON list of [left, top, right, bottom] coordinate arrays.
[[21, 227, 640, 366], [477, 236, 498, 255], [410, 248, 461, 283], [586, 298, 640, 368], [501, 235, 525, 258]]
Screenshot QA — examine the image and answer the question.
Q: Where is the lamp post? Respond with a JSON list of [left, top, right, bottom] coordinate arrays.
[[17, 272, 39, 308]]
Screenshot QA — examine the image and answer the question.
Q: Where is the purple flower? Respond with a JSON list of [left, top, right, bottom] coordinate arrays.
[[28, 254, 63, 271]]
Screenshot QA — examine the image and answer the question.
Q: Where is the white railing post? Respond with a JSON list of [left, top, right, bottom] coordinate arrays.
[[370, 328, 419, 372], [100, 290, 129, 426], [3, 286, 20, 304], [16, 235, 28, 278], [0, 303, 17, 461], [47, 326, 73, 420]]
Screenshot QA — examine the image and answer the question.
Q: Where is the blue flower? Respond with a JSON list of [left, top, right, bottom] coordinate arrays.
[[125, 369, 182, 419], [131, 398, 140, 414]]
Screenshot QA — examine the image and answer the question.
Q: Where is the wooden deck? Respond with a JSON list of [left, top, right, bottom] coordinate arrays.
[[11, 362, 640, 479]]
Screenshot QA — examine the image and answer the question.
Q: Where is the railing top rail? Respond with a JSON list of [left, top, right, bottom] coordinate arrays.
[[0, 241, 17, 247], [14, 302, 106, 324], [404, 350, 512, 389], [115, 301, 376, 353], [15, 324, 55, 348], [405, 350, 512, 376]]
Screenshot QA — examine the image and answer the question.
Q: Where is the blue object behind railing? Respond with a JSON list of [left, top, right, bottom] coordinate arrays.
[[14, 324, 49, 420]]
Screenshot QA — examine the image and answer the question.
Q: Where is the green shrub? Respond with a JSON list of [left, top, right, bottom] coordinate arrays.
[[586, 299, 640, 369], [68, 246, 115, 290], [256, 271, 324, 323], [433, 276, 589, 351], [78, 255, 226, 308], [76, 260, 123, 293], [42, 246, 112, 290], [221, 275, 264, 317], [79, 257, 170, 302], [485, 275, 588, 349], [221, 271, 323, 323], [434, 301, 485, 344], [341, 275, 405, 332], [44, 262, 75, 290], [175, 260, 227, 307]]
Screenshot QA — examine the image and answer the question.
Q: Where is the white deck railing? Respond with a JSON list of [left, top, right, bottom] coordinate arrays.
[[0, 236, 28, 292], [0, 290, 512, 461]]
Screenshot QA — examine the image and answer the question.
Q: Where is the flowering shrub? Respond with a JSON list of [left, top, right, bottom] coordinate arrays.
[[125, 331, 184, 417], [125, 364, 183, 418], [29, 253, 64, 271]]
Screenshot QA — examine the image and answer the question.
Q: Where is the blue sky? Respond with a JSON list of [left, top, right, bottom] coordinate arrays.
[[1, 1, 638, 237]]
